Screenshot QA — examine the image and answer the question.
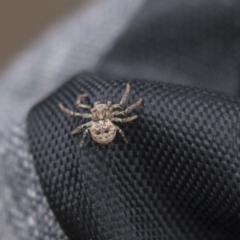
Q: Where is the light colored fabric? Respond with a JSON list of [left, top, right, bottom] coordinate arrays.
[[0, 0, 145, 239], [0, 125, 69, 240], [0, 0, 145, 130]]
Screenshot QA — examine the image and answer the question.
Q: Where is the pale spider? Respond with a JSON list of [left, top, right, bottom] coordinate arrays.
[[59, 84, 142, 147]]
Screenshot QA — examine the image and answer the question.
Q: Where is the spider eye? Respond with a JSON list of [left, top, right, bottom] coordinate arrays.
[[96, 131, 101, 135], [104, 129, 109, 134]]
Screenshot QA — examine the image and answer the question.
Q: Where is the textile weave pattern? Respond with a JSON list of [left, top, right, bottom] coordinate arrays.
[[27, 72, 240, 240], [0, 125, 68, 240]]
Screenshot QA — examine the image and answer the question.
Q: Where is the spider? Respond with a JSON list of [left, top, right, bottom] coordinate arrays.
[[59, 84, 142, 147]]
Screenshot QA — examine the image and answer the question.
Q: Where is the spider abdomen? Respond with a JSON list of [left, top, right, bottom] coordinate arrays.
[[90, 119, 117, 144]]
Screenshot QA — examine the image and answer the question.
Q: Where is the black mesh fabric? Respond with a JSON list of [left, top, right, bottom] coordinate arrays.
[[97, 0, 240, 97], [27, 72, 240, 240]]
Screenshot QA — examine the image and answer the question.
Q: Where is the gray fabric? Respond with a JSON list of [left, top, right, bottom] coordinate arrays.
[[0, 0, 145, 239], [0, 126, 68, 240], [0, 0, 144, 130]]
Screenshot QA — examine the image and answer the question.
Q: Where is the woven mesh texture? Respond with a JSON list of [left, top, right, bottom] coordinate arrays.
[[0, 125, 68, 240], [27, 72, 240, 240]]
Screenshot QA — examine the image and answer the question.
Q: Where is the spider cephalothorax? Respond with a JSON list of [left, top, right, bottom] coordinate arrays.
[[59, 84, 142, 147]]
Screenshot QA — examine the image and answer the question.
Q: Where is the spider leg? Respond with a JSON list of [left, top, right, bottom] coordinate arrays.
[[111, 83, 130, 110], [113, 98, 142, 116], [94, 101, 101, 106], [80, 128, 90, 147], [59, 103, 91, 118], [112, 115, 138, 123], [76, 93, 91, 110], [114, 125, 128, 143], [72, 121, 92, 135]]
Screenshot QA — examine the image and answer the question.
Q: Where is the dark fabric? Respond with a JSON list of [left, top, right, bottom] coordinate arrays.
[[97, 0, 240, 96], [26, 0, 240, 239], [27, 72, 240, 240]]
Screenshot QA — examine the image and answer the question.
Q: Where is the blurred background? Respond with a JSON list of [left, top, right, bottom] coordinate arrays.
[[0, 0, 89, 71]]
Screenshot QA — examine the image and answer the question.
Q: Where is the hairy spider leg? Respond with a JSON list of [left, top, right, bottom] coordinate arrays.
[[113, 98, 142, 116], [76, 93, 91, 110], [59, 103, 91, 118], [72, 121, 92, 135]]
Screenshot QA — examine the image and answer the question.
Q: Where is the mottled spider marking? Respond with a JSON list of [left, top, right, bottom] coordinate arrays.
[[91, 120, 117, 145], [59, 84, 142, 147]]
